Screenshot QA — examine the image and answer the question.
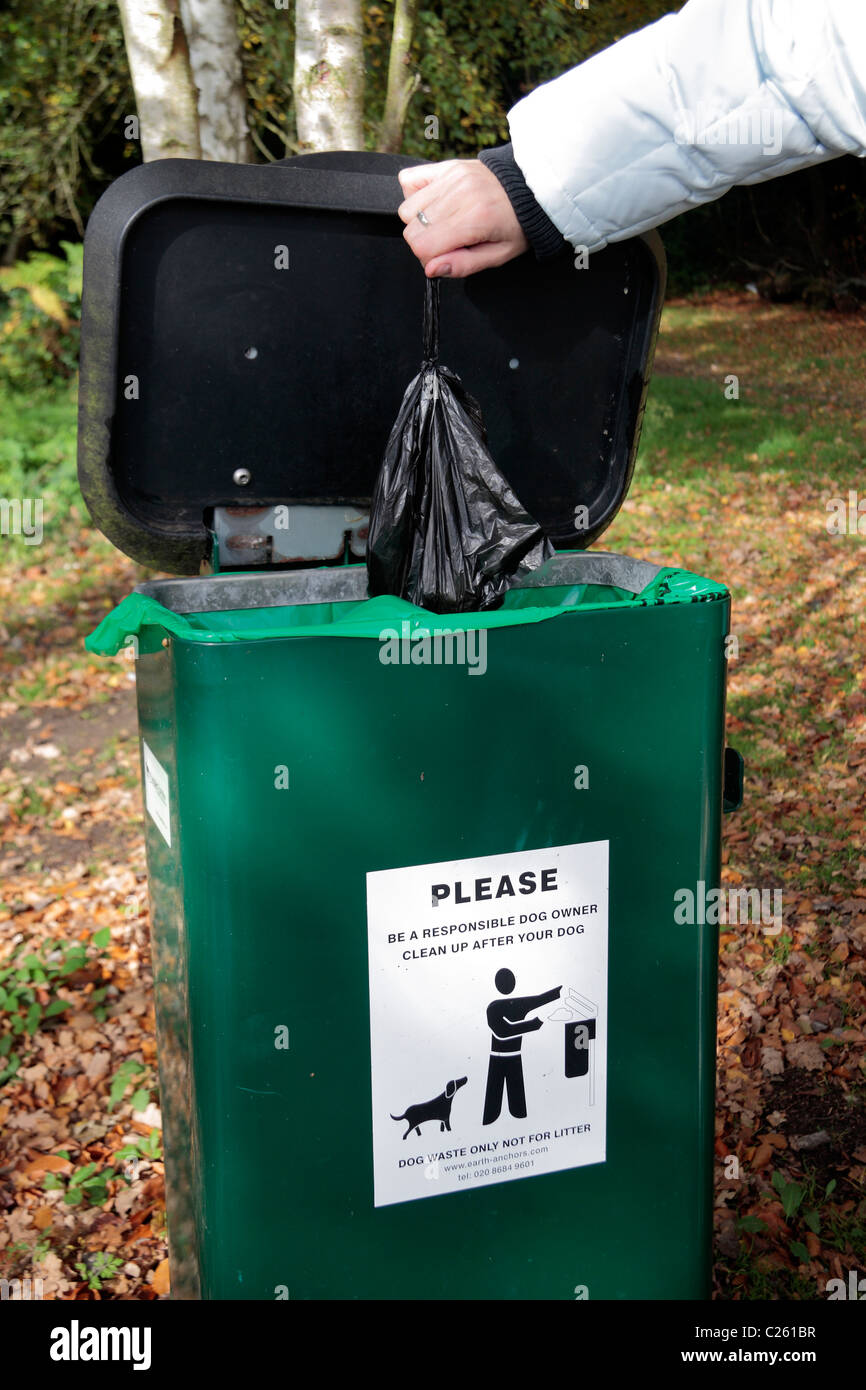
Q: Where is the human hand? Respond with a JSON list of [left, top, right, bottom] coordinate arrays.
[[397, 159, 529, 279]]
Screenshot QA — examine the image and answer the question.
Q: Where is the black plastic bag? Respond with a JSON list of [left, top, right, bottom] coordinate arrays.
[[367, 280, 552, 613]]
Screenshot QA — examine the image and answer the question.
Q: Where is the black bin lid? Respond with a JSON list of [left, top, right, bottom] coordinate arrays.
[[78, 150, 665, 574]]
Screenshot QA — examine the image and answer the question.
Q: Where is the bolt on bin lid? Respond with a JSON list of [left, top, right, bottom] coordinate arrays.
[[77, 150, 666, 574]]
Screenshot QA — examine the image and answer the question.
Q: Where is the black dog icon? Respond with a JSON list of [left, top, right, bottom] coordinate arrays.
[[391, 1078, 468, 1140]]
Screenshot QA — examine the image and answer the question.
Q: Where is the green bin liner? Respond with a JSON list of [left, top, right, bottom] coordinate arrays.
[[87, 565, 727, 652]]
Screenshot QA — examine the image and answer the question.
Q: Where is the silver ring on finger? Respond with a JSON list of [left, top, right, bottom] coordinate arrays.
[[417, 210, 430, 226]]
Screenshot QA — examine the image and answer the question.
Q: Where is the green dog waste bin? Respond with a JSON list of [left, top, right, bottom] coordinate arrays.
[[79, 152, 741, 1300]]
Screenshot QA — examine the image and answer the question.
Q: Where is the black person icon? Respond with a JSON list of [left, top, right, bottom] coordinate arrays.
[[482, 969, 562, 1125]]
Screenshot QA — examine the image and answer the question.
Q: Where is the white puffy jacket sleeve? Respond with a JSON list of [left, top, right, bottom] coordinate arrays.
[[508, 0, 866, 252]]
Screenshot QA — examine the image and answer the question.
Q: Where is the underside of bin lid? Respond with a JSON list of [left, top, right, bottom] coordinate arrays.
[[78, 151, 666, 575]]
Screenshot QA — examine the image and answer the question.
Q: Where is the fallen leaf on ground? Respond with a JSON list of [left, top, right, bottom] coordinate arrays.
[[151, 1258, 170, 1296]]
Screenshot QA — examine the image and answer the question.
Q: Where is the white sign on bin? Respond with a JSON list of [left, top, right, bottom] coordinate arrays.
[[367, 840, 608, 1207], [142, 741, 171, 847]]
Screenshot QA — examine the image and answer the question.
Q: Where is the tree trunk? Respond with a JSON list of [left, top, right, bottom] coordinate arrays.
[[178, 0, 253, 162], [378, 0, 419, 153], [117, 0, 201, 162], [293, 0, 364, 153]]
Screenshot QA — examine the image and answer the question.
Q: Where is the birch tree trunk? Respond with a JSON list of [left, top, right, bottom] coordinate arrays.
[[293, 0, 365, 153], [379, 0, 419, 152], [117, 0, 201, 162], [178, 0, 253, 162]]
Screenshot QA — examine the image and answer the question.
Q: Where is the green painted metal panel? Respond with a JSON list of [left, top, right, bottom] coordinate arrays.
[[126, 567, 729, 1300]]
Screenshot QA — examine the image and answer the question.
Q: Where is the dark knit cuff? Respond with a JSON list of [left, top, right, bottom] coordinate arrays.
[[479, 143, 566, 260]]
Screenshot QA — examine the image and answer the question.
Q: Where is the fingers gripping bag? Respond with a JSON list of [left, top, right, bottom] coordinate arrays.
[[366, 279, 553, 613]]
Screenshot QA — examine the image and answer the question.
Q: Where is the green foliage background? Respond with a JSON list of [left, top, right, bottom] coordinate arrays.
[[1, 0, 865, 375], [0, 243, 81, 507], [1, 0, 672, 254], [0, 1, 135, 253]]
